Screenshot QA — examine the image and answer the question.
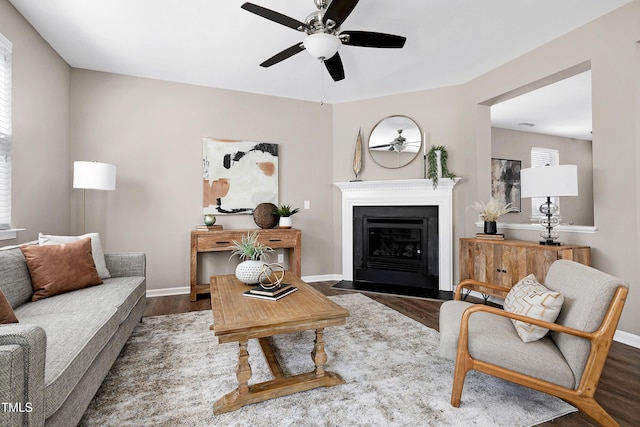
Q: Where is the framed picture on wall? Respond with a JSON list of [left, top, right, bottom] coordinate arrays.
[[491, 158, 521, 212], [203, 138, 279, 214]]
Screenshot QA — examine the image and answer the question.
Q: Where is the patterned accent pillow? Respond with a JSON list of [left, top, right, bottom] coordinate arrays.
[[20, 238, 103, 301], [0, 289, 18, 324], [504, 274, 564, 343]]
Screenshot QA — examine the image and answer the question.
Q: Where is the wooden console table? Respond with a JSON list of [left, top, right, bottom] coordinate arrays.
[[459, 237, 591, 299], [190, 228, 302, 301]]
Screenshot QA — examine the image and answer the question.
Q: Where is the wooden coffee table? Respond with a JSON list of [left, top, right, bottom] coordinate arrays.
[[209, 272, 350, 414]]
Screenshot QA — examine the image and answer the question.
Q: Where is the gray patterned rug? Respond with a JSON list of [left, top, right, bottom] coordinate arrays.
[[79, 294, 575, 426]]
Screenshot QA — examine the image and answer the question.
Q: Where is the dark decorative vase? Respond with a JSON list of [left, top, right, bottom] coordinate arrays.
[[484, 221, 497, 235]]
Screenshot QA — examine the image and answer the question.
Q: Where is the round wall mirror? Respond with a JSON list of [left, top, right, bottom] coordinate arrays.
[[368, 115, 422, 168]]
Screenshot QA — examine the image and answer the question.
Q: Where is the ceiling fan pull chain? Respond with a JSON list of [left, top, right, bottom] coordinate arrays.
[[320, 59, 325, 105]]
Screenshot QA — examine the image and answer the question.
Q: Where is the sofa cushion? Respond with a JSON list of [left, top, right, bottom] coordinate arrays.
[[15, 276, 146, 326], [39, 232, 111, 279], [13, 307, 119, 418], [0, 289, 18, 323], [0, 247, 33, 309], [20, 238, 103, 301], [504, 274, 564, 342]]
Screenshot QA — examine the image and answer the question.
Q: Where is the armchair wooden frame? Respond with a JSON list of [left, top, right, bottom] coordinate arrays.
[[451, 279, 628, 427]]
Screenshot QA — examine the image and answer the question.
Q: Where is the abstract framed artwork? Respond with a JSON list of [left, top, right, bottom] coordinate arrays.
[[203, 138, 278, 215], [491, 158, 521, 212]]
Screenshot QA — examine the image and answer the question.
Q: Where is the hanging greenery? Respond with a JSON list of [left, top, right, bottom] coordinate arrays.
[[427, 145, 457, 188]]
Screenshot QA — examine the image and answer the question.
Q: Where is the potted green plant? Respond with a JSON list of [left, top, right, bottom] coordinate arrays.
[[471, 197, 518, 234], [273, 204, 300, 229], [229, 231, 274, 284], [427, 145, 457, 189]]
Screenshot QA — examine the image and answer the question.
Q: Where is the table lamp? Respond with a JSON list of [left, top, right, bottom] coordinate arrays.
[[73, 161, 116, 233], [520, 164, 578, 245]]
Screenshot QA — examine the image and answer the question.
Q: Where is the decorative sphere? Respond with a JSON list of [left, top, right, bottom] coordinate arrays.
[[203, 214, 216, 226]]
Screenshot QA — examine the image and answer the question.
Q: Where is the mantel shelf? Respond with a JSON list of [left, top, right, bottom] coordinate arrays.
[[335, 178, 461, 192]]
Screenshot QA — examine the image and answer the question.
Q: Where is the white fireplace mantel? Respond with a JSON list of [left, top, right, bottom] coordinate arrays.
[[335, 178, 460, 292]]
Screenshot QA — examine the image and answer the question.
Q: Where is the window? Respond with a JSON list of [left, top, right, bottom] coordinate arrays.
[[0, 33, 11, 230], [530, 147, 559, 218]]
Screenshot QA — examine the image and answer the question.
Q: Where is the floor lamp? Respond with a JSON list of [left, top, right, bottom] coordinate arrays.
[[520, 164, 578, 245], [73, 161, 116, 234]]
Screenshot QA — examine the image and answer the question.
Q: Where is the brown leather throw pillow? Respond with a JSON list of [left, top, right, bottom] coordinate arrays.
[[20, 237, 103, 301], [0, 290, 18, 324]]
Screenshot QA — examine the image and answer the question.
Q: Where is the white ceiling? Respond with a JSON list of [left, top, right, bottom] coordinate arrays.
[[7, 0, 629, 138], [491, 70, 593, 141]]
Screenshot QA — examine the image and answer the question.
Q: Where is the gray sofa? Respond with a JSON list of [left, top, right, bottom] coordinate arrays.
[[0, 247, 146, 427]]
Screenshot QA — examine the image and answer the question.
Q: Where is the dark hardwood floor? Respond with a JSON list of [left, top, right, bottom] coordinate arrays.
[[144, 281, 640, 427]]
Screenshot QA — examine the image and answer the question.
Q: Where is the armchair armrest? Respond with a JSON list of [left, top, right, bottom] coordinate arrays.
[[0, 324, 46, 427], [454, 279, 511, 300], [459, 304, 593, 340], [105, 252, 146, 277]]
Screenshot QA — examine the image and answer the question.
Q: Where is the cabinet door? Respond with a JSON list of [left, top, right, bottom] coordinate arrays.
[[471, 241, 504, 294], [524, 247, 560, 283]]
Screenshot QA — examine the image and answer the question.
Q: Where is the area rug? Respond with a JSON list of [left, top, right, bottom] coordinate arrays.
[[78, 294, 575, 427]]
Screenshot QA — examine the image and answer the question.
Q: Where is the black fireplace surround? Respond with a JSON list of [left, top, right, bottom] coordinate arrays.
[[352, 205, 439, 290]]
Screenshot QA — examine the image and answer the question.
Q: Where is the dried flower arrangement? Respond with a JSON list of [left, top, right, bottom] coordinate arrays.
[[472, 197, 518, 222]]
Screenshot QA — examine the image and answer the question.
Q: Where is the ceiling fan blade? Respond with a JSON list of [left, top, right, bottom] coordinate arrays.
[[323, 0, 360, 29], [324, 53, 345, 82], [370, 143, 393, 149], [341, 31, 406, 48], [260, 43, 305, 67], [241, 2, 306, 31]]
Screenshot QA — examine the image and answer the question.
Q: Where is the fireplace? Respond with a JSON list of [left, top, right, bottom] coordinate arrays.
[[335, 178, 459, 292], [353, 206, 439, 289]]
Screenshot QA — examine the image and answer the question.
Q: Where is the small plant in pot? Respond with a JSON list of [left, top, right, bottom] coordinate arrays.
[[471, 197, 518, 234], [273, 204, 300, 229], [229, 231, 274, 284]]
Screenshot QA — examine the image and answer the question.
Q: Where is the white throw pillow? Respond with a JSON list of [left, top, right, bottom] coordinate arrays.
[[38, 232, 111, 279], [503, 274, 564, 343]]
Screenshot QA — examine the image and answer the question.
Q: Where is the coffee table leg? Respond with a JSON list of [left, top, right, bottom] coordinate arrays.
[[236, 339, 252, 394], [311, 328, 327, 377]]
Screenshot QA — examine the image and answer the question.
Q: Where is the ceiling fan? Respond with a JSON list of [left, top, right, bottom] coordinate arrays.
[[241, 0, 407, 82], [370, 129, 420, 153]]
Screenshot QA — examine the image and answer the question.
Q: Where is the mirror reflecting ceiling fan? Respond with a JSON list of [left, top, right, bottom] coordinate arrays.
[[370, 129, 421, 153], [241, 0, 407, 81]]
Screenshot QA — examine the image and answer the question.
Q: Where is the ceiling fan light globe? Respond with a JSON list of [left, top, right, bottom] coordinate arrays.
[[303, 33, 341, 60]]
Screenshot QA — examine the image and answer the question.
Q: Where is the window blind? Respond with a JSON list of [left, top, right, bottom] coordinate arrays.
[[0, 33, 12, 230], [530, 147, 559, 218]]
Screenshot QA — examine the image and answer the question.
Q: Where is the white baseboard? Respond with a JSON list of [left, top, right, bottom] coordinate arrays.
[[146, 286, 190, 298], [144, 274, 343, 299], [144, 277, 640, 349], [614, 330, 640, 348]]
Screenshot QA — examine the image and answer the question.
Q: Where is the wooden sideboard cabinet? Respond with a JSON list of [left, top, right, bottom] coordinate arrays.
[[190, 228, 302, 301], [459, 237, 591, 298]]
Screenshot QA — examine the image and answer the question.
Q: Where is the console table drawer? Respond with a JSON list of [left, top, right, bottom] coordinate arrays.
[[190, 228, 302, 301]]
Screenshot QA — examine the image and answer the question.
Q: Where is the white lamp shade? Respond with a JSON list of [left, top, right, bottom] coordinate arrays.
[[73, 161, 116, 191], [303, 33, 341, 60], [521, 165, 578, 198]]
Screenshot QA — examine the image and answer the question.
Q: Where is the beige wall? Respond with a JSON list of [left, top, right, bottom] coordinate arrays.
[[332, 2, 640, 335], [69, 70, 334, 292], [3, 0, 640, 337], [0, 0, 71, 243], [491, 127, 594, 226], [465, 2, 640, 335]]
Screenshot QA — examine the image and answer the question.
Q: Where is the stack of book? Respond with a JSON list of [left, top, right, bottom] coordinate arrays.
[[242, 284, 297, 301], [195, 225, 223, 231], [476, 233, 505, 240]]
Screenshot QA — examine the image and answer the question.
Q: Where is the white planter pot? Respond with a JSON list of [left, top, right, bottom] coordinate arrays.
[[279, 217, 292, 229], [235, 260, 266, 284]]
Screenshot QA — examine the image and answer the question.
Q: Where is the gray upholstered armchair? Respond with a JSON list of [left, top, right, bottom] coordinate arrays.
[[439, 260, 628, 427]]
